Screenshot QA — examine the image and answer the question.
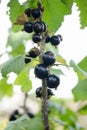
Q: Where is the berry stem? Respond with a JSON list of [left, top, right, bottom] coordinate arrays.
[[39, 34, 50, 130]]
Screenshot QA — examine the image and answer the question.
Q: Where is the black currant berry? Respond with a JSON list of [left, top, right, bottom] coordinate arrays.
[[24, 22, 33, 33], [24, 8, 31, 17], [33, 21, 46, 33], [36, 87, 54, 98], [46, 74, 60, 89], [50, 35, 60, 46], [45, 36, 51, 43], [29, 47, 40, 58], [9, 110, 21, 121], [42, 51, 56, 66], [32, 34, 42, 43], [31, 8, 42, 19], [25, 54, 31, 64], [34, 64, 49, 79], [27, 112, 35, 118], [36, 87, 42, 97]]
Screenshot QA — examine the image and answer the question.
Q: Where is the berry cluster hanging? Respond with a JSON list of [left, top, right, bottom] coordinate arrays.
[[23, 2, 62, 99]]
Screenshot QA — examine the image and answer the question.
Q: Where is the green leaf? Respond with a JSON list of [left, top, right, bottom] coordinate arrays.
[[50, 68, 64, 77], [1, 55, 25, 77], [7, 0, 25, 32], [75, 0, 87, 29], [0, 77, 13, 99], [14, 71, 32, 92], [42, 0, 73, 32], [70, 60, 87, 80], [7, 32, 26, 56], [78, 105, 87, 115], [5, 114, 43, 130], [78, 56, 87, 72], [72, 79, 87, 101]]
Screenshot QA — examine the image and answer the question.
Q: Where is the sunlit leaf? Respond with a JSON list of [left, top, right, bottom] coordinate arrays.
[[70, 60, 87, 80], [75, 0, 87, 29], [14, 71, 32, 92], [78, 105, 87, 115], [0, 77, 13, 99], [50, 68, 64, 77], [78, 56, 87, 72], [72, 79, 87, 101], [1, 55, 25, 77]]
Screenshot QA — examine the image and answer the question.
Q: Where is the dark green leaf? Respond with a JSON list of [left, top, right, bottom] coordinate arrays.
[[1, 55, 25, 77], [78, 56, 87, 72], [75, 0, 87, 29], [70, 60, 87, 80], [14, 71, 32, 92], [72, 79, 87, 101]]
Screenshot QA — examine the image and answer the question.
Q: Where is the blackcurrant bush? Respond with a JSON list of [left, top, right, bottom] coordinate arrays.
[[32, 34, 42, 43], [24, 22, 33, 33], [50, 35, 60, 46], [9, 110, 21, 121], [31, 8, 42, 19], [45, 36, 51, 43], [34, 64, 49, 79], [33, 21, 46, 33], [25, 54, 31, 64], [29, 47, 40, 58], [42, 51, 56, 66], [46, 74, 60, 89], [24, 8, 31, 17]]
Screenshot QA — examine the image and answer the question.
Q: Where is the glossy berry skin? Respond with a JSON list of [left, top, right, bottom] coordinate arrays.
[[33, 21, 46, 33], [42, 51, 55, 66], [25, 54, 31, 64], [32, 34, 42, 43], [24, 8, 31, 17], [24, 22, 33, 33], [50, 36, 60, 46], [36, 87, 54, 98], [46, 74, 60, 89], [31, 8, 42, 19], [34, 64, 49, 79]]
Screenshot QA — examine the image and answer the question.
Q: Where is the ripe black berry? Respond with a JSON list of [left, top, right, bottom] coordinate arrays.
[[24, 8, 31, 17], [32, 34, 42, 43], [36, 87, 54, 98], [33, 21, 46, 33], [31, 8, 42, 19], [27, 112, 35, 118], [45, 36, 51, 43], [42, 51, 56, 66], [9, 110, 21, 121], [25, 54, 31, 64], [29, 47, 40, 58], [24, 22, 33, 33], [34, 64, 49, 79], [46, 74, 60, 89], [50, 35, 60, 46]]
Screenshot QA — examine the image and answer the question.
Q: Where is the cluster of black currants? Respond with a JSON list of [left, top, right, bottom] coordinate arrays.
[[23, 5, 62, 99], [9, 110, 34, 121], [35, 51, 60, 98]]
